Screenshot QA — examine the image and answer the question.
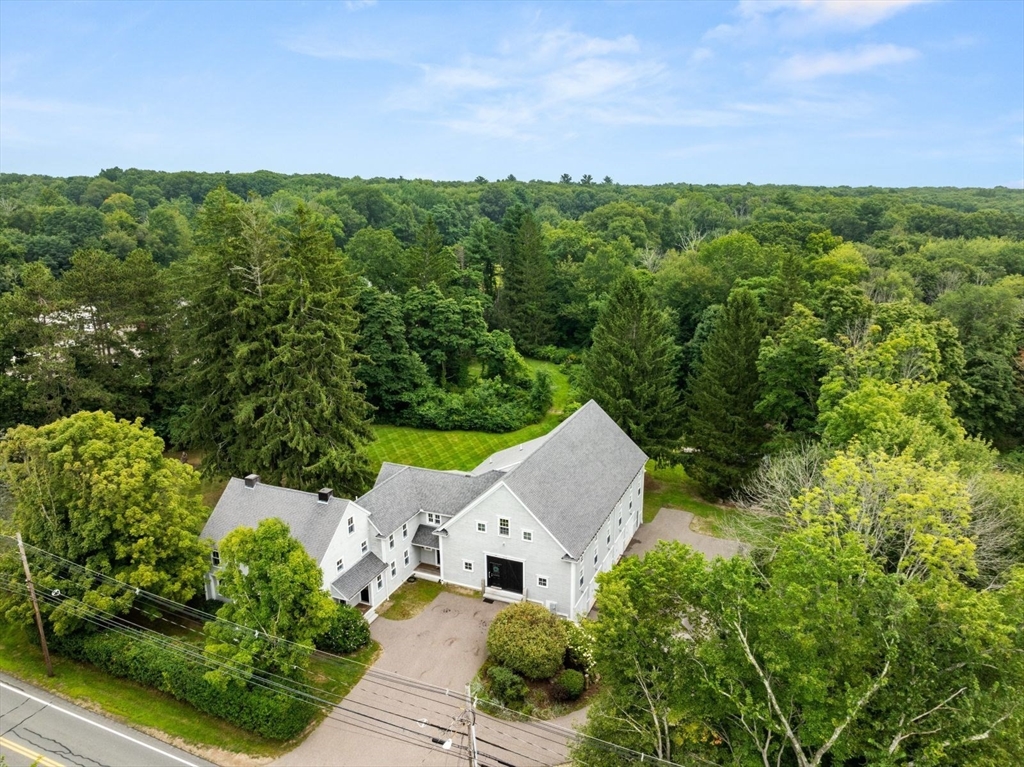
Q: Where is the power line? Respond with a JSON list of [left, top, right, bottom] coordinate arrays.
[[3, 535, 680, 766], [1, 579, 477, 763]]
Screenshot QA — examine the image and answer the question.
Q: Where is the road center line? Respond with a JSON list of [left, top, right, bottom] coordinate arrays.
[[0, 734, 65, 767], [0, 681, 199, 767]]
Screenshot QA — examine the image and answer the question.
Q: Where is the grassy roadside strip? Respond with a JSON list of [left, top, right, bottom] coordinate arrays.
[[0, 620, 376, 760]]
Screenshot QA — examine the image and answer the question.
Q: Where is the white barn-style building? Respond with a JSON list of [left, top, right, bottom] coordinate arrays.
[[201, 400, 648, 622]]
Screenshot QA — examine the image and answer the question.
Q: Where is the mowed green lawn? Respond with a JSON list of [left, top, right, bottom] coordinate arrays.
[[365, 360, 571, 473]]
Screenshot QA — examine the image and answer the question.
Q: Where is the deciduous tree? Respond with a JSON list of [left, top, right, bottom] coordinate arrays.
[[0, 411, 209, 636]]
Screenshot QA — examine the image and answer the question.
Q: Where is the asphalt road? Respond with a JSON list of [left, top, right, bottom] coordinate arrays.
[[0, 674, 218, 767]]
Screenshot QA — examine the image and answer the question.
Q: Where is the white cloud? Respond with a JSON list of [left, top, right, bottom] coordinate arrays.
[[388, 28, 670, 140], [773, 44, 919, 80], [710, 0, 930, 39]]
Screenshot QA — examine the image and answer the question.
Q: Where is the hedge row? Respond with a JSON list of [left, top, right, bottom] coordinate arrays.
[[51, 631, 318, 740]]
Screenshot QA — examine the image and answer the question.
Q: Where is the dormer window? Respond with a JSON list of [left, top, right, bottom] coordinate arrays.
[[211, 549, 220, 566]]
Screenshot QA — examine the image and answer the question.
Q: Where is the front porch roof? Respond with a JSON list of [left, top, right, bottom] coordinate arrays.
[[411, 524, 440, 549], [331, 552, 387, 603]]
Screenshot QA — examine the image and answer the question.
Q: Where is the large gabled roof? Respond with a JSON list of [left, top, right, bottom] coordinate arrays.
[[357, 464, 505, 537], [493, 400, 648, 558], [201, 478, 352, 564]]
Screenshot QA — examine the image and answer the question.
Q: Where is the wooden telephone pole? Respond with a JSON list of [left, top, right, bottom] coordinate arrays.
[[16, 532, 53, 677]]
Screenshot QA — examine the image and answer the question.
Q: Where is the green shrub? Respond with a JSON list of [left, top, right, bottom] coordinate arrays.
[[552, 669, 585, 701], [563, 619, 596, 674], [487, 665, 527, 704], [50, 630, 317, 740], [316, 604, 371, 654], [487, 602, 567, 680]]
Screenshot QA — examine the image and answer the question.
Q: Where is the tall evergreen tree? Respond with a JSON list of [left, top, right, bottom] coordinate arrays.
[[495, 207, 555, 353], [355, 286, 432, 420], [683, 287, 768, 499], [407, 215, 457, 290], [578, 270, 682, 462], [179, 190, 374, 495]]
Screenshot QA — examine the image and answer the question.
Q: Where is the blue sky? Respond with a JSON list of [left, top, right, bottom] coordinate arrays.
[[1, 0, 1022, 187]]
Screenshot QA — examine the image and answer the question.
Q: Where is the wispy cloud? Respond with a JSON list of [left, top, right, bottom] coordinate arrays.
[[774, 44, 919, 80], [384, 28, 669, 140], [344, 0, 377, 11], [709, 0, 930, 40]]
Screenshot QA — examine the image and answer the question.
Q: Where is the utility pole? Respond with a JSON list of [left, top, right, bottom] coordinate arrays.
[[17, 532, 53, 677], [465, 684, 479, 767]]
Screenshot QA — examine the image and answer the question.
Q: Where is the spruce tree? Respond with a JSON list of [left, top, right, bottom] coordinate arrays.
[[577, 270, 682, 462], [179, 191, 374, 495], [496, 207, 555, 353], [682, 287, 768, 499]]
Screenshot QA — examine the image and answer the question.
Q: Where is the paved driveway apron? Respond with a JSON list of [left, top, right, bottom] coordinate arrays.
[[625, 507, 745, 560], [274, 592, 573, 767]]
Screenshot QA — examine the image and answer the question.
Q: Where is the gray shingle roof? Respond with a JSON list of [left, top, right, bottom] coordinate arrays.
[[412, 524, 439, 548], [469, 433, 551, 475], [201, 478, 351, 564], [358, 466, 505, 537], [500, 400, 648, 558], [330, 553, 387, 602]]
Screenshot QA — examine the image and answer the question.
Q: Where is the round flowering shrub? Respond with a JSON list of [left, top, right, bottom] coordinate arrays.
[[563, 619, 595, 674], [487, 602, 567, 680]]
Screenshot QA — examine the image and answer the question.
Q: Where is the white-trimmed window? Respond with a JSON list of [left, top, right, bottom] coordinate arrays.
[[404, 549, 410, 567], [389, 534, 395, 550], [402, 523, 408, 539], [606, 530, 611, 545], [336, 558, 344, 572], [463, 560, 474, 572], [498, 518, 510, 537], [476, 521, 487, 533], [629, 499, 633, 509], [537, 575, 549, 588], [522, 530, 533, 542], [376, 574, 384, 590], [618, 515, 622, 528], [211, 549, 220, 567], [361, 540, 368, 554], [593, 549, 598, 566], [390, 561, 397, 577], [347, 516, 355, 534], [579, 571, 585, 589], [638, 486, 641, 496], [427, 512, 441, 524]]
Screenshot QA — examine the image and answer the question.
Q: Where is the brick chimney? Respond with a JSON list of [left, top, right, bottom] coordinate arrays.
[[244, 474, 260, 489], [317, 488, 333, 503]]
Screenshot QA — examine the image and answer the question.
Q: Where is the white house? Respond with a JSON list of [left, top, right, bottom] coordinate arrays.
[[201, 400, 648, 622]]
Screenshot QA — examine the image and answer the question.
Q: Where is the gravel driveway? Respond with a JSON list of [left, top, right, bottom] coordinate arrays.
[[624, 507, 745, 560]]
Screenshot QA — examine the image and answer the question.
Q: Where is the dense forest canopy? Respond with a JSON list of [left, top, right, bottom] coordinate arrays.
[[1, 167, 1022, 490]]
